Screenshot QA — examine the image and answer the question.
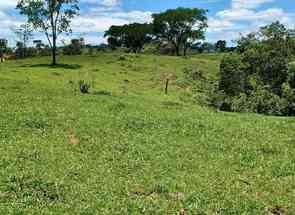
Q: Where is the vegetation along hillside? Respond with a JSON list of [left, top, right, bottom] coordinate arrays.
[[1, 0, 295, 214], [0, 54, 295, 214]]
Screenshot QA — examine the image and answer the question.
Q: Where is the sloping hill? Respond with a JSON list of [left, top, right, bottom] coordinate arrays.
[[0, 54, 294, 214]]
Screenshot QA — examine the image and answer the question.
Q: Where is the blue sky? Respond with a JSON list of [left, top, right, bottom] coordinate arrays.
[[0, 0, 294, 46]]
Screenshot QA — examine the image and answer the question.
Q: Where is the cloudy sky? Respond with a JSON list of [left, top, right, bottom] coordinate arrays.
[[0, 0, 294, 46]]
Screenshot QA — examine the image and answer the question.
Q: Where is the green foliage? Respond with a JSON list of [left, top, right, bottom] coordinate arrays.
[[14, 23, 33, 59], [231, 86, 286, 115], [215, 40, 227, 52], [215, 22, 295, 116], [105, 23, 153, 53], [152, 7, 208, 56], [17, 0, 79, 65], [63, 39, 83, 55], [0, 38, 8, 62], [281, 82, 295, 115], [0, 38, 7, 49], [287, 62, 295, 88], [219, 53, 245, 97]]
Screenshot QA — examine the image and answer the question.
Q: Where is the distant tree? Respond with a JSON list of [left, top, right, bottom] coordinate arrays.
[[63, 38, 84, 55], [104, 25, 123, 50], [105, 23, 152, 53], [200, 42, 215, 53], [33, 40, 44, 49], [190, 42, 203, 53], [0, 39, 8, 62], [215, 40, 227, 52], [122, 23, 153, 53], [260, 21, 295, 58], [15, 41, 25, 59], [17, 0, 80, 65], [152, 7, 207, 56], [14, 23, 33, 58]]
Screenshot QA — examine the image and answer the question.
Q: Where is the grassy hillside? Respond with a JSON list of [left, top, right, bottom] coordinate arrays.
[[0, 54, 294, 214]]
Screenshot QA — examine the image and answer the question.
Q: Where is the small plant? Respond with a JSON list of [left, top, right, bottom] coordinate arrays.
[[118, 55, 127, 61], [78, 80, 91, 94]]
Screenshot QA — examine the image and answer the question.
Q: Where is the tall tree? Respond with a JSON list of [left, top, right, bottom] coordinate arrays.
[[122, 23, 153, 53], [105, 23, 152, 53], [17, 0, 79, 65], [14, 23, 33, 58], [152, 7, 207, 56], [104, 25, 123, 50], [215, 40, 227, 52], [0, 39, 8, 63]]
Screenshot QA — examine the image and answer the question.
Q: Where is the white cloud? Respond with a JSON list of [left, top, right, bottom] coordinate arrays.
[[101, 0, 120, 7], [216, 8, 286, 22], [72, 10, 152, 33], [0, 0, 152, 46], [0, 0, 17, 10], [207, 18, 235, 32], [80, 0, 120, 7], [231, 0, 274, 9], [207, 0, 295, 42]]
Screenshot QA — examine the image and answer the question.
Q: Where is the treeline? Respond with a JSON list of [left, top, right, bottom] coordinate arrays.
[[211, 22, 295, 116], [0, 36, 108, 61], [0, 6, 231, 61], [104, 7, 208, 56]]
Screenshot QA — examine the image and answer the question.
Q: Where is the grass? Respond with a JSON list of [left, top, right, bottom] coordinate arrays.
[[0, 53, 295, 214]]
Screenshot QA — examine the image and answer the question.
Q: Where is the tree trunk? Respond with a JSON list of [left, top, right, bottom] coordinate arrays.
[[183, 44, 187, 56], [0, 50, 3, 63], [175, 45, 180, 56], [51, 12, 57, 66], [23, 36, 26, 58], [52, 34, 57, 65]]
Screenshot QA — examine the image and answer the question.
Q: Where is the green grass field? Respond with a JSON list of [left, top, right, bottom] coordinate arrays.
[[0, 53, 295, 214]]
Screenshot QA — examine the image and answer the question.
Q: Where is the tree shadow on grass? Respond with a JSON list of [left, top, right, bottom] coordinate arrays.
[[21, 63, 82, 70], [93, 90, 112, 96]]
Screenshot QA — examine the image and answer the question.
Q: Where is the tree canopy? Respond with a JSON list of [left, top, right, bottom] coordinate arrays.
[[17, 0, 79, 65], [105, 23, 153, 53], [0, 39, 8, 62], [14, 23, 33, 58], [215, 40, 227, 52], [152, 7, 207, 56], [215, 22, 295, 116]]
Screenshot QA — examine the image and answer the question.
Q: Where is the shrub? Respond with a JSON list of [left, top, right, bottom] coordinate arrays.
[[78, 80, 91, 94], [118, 55, 127, 61], [63, 39, 83, 55], [287, 62, 295, 88], [282, 82, 295, 115], [213, 22, 295, 116], [219, 53, 245, 97], [183, 66, 205, 81], [231, 85, 287, 115]]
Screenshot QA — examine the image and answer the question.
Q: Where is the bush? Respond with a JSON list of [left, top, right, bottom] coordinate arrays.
[[183, 66, 205, 81], [231, 86, 286, 115], [78, 80, 91, 94], [63, 39, 83, 55], [219, 53, 245, 97], [287, 62, 295, 88], [282, 82, 295, 115], [212, 22, 295, 116]]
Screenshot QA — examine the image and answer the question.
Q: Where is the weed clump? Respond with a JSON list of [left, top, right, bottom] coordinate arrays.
[[78, 80, 91, 94], [118, 55, 127, 61]]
